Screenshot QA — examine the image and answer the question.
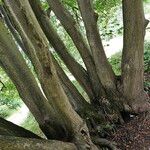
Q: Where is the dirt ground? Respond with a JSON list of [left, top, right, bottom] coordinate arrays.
[[109, 113, 150, 150]]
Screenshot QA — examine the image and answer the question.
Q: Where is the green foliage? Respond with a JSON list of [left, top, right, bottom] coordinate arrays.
[[94, 0, 121, 14], [144, 0, 150, 3], [144, 80, 150, 91], [0, 68, 22, 118], [144, 41, 150, 72], [143, 41, 150, 94], [99, 6, 123, 40], [62, 0, 121, 14], [109, 52, 121, 75], [0, 105, 16, 118], [39, 0, 49, 10], [62, 0, 77, 8], [109, 41, 150, 76]]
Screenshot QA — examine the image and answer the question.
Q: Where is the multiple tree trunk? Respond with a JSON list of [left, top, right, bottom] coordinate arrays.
[[0, 0, 149, 149]]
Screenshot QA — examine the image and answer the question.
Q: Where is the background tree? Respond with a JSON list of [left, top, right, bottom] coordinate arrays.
[[0, 0, 149, 149]]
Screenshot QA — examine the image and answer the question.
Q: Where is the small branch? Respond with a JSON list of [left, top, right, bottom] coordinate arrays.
[[144, 19, 149, 29], [0, 79, 6, 91], [144, 19, 149, 37], [94, 12, 99, 22]]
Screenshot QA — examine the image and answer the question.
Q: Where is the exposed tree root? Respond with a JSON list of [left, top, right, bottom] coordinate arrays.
[[92, 137, 118, 150]]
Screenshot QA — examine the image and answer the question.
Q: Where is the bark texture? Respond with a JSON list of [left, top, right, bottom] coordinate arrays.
[[29, 0, 96, 100], [0, 17, 66, 139], [0, 117, 41, 139], [122, 0, 150, 112], [46, 0, 105, 103], [77, 0, 116, 91], [2, 0, 99, 149], [0, 136, 77, 150], [0, 0, 149, 149]]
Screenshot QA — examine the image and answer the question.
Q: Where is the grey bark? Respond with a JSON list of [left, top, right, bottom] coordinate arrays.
[[52, 56, 89, 111], [0, 5, 26, 53], [0, 136, 77, 150], [28, 0, 95, 100], [53, 57, 105, 123], [77, 0, 116, 91], [0, 117, 41, 139], [122, 0, 150, 112], [46, 0, 105, 103], [3, 1, 99, 149], [0, 17, 68, 140], [2, 2, 91, 119], [0, 0, 149, 149]]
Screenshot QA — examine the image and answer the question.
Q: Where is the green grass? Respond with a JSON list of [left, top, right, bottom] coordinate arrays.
[[109, 51, 122, 75], [21, 113, 46, 138]]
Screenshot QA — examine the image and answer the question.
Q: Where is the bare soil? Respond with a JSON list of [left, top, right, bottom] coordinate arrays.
[[107, 72, 150, 150], [108, 113, 150, 150]]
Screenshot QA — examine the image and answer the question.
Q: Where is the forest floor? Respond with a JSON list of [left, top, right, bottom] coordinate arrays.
[[108, 71, 150, 150], [108, 113, 150, 150]]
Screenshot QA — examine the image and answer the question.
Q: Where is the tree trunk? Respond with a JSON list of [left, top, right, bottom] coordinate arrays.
[[0, 0, 149, 149], [28, 0, 96, 101], [0, 17, 67, 140], [122, 0, 150, 113], [77, 0, 116, 91], [2, 0, 99, 149], [0, 136, 77, 150], [0, 117, 41, 139], [46, 0, 105, 104]]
